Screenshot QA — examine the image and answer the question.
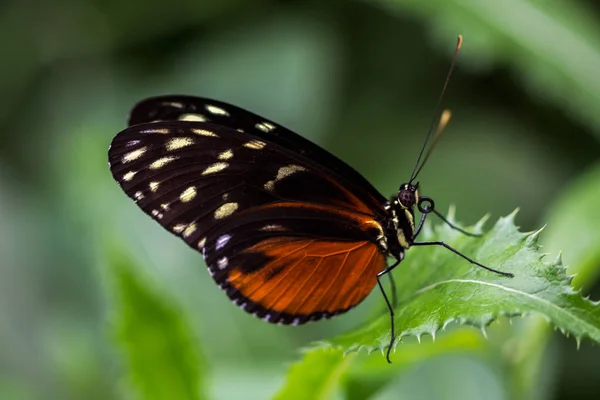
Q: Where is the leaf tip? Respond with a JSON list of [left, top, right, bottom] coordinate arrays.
[[507, 207, 520, 222], [524, 224, 546, 246], [480, 326, 488, 339], [474, 213, 491, 231]]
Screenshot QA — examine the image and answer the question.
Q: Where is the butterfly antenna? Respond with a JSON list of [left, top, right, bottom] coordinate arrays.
[[411, 110, 452, 179], [409, 35, 462, 184]]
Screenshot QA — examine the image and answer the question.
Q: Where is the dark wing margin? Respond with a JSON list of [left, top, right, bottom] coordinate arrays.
[[109, 101, 390, 324]]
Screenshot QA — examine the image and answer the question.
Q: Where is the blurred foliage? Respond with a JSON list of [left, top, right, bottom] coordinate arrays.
[[108, 246, 206, 400], [2, 0, 600, 399]]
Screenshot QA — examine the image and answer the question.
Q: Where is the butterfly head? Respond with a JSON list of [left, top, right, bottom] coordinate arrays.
[[397, 182, 419, 208]]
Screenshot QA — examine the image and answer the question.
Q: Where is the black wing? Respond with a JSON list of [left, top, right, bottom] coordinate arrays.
[[108, 97, 389, 324]]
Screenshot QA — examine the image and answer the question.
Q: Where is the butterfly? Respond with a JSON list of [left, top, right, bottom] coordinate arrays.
[[107, 36, 513, 362]]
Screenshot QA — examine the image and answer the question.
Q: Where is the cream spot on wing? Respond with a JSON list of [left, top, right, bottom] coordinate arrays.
[[183, 223, 197, 238], [264, 165, 307, 191], [122, 147, 147, 163], [255, 121, 276, 132], [202, 162, 228, 175], [214, 202, 238, 219], [205, 104, 229, 116], [198, 237, 207, 249], [149, 181, 160, 192], [222, 193, 229, 200], [149, 156, 178, 169], [166, 137, 194, 151], [243, 139, 266, 150], [161, 203, 170, 211], [180, 186, 197, 203], [218, 149, 233, 160], [192, 128, 218, 137], [172, 224, 186, 234], [236, 128, 244, 133], [179, 113, 207, 122], [134, 191, 144, 200], [167, 101, 184, 108], [122, 171, 137, 182]]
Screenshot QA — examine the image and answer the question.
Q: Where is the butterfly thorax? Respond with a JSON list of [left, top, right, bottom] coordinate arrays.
[[382, 198, 415, 260]]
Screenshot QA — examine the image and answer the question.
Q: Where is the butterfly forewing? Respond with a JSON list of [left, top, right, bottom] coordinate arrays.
[[128, 96, 387, 213], [109, 98, 388, 324]]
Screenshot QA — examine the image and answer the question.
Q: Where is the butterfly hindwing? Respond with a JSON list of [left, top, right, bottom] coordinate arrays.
[[109, 100, 389, 323]]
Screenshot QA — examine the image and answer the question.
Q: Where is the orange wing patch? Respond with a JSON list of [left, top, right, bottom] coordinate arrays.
[[226, 238, 386, 319]]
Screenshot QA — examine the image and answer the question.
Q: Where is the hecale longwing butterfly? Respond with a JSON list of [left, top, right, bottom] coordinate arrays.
[[108, 36, 512, 362]]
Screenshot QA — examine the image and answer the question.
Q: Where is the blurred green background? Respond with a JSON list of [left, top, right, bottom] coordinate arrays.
[[2, 0, 600, 399]]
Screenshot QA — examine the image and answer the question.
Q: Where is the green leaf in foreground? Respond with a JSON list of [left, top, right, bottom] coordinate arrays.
[[107, 247, 206, 400], [274, 328, 486, 400], [326, 210, 600, 354], [273, 348, 353, 400]]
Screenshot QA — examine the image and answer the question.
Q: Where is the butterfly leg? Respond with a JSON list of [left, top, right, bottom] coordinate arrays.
[[387, 273, 398, 309], [377, 259, 401, 363], [411, 241, 514, 277]]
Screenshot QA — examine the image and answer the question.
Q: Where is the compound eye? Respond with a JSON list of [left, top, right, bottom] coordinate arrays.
[[398, 190, 415, 207]]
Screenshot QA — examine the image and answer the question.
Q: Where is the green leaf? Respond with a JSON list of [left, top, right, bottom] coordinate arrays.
[[376, 0, 600, 135], [274, 328, 486, 400], [107, 246, 207, 400], [326, 210, 600, 354], [273, 348, 353, 400]]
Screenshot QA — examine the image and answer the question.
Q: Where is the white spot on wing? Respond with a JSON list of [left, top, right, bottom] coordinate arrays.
[[149, 156, 178, 169], [149, 181, 159, 192], [180, 186, 197, 203], [205, 104, 230, 116], [214, 202, 238, 219], [264, 165, 307, 191], [122, 147, 147, 163], [134, 191, 144, 200], [255, 121, 276, 132], [172, 224, 186, 233], [142, 128, 170, 134], [183, 223, 197, 238], [122, 171, 137, 181], [260, 224, 285, 232], [243, 140, 266, 150], [166, 137, 194, 151], [192, 128, 218, 137], [217, 257, 228, 269], [179, 113, 207, 122], [202, 162, 228, 175], [216, 234, 231, 250], [218, 149, 233, 160]]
